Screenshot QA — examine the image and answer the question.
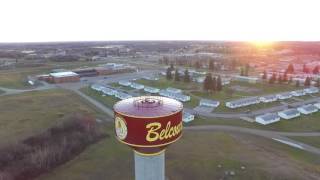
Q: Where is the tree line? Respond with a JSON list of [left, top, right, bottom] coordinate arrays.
[[166, 63, 223, 92]]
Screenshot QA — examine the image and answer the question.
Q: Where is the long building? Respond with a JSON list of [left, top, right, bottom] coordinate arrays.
[[49, 72, 80, 83]]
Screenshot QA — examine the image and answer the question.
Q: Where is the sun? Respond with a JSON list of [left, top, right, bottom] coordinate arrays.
[[249, 41, 274, 48]]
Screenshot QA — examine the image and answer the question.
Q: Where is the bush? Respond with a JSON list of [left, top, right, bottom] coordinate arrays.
[[0, 113, 108, 180]]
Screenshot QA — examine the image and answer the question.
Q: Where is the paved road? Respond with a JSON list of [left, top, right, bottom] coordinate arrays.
[[185, 125, 320, 155]]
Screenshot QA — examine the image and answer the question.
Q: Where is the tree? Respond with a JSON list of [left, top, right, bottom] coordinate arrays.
[[195, 61, 201, 69], [166, 67, 172, 80], [278, 75, 283, 84], [283, 72, 288, 82], [209, 60, 215, 71], [269, 73, 276, 84], [163, 56, 169, 65], [262, 70, 267, 80], [244, 64, 250, 76], [303, 64, 310, 74], [216, 75, 222, 91], [211, 77, 217, 91], [170, 63, 174, 71], [286, 63, 294, 74], [313, 66, 319, 74], [304, 77, 311, 86], [174, 69, 180, 81], [240, 67, 245, 76], [184, 69, 191, 83], [203, 73, 213, 91], [296, 80, 300, 87]]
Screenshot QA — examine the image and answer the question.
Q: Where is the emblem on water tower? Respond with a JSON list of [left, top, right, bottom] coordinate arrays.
[[115, 116, 128, 140]]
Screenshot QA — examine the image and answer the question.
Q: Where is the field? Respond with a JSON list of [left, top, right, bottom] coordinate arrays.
[[38, 129, 320, 180], [0, 89, 103, 146], [109, 82, 134, 91], [80, 86, 120, 108], [290, 136, 320, 149], [0, 66, 52, 89], [190, 113, 320, 132], [0, 61, 107, 89], [136, 78, 200, 90]]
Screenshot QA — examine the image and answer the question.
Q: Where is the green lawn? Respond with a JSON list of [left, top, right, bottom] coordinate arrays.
[[0, 66, 52, 89], [290, 136, 320, 149], [229, 81, 300, 96], [80, 86, 120, 109], [189, 113, 320, 132], [38, 129, 320, 180], [136, 78, 200, 90], [0, 61, 108, 89], [109, 82, 134, 91], [0, 89, 102, 146]]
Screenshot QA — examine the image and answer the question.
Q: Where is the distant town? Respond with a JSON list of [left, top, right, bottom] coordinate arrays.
[[1, 41, 320, 180]]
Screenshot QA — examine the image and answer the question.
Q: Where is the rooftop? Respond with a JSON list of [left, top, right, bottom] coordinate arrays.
[[256, 113, 279, 122], [50, 71, 78, 78]]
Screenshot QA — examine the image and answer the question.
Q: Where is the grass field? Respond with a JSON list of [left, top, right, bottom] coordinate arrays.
[[136, 78, 200, 90], [0, 61, 108, 89], [0, 66, 52, 89], [290, 136, 320, 149], [0, 89, 103, 146], [80, 86, 120, 108], [109, 82, 134, 91], [189, 112, 320, 132], [38, 129, 320, 180]]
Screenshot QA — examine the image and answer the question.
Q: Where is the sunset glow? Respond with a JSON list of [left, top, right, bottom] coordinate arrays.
[[0, 0, 320, 42]]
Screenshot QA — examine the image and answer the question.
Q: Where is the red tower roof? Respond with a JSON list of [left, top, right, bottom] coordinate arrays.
[[114, 96, 183, 118]]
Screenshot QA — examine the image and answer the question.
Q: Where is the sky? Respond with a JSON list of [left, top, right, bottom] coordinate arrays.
[[0, 0, 319, 42]]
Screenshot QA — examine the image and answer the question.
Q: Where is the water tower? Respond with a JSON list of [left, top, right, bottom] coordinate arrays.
[[114, 96, 183, 180]]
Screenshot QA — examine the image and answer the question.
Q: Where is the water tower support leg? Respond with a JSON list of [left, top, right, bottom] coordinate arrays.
[[134, 151, 165, 180]]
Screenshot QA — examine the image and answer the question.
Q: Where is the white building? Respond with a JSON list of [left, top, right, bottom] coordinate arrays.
[[291, 90, 306, 97], [260, 95, 278, 103], [91, 84, 104, 92], [276, 92, 292, 100], [226, 97, 260, 109], [101, 87, 117, 96], [144, 86, 160, 94], [255, 113, 280, 125], [199, 99, 220, 108], [159, 90, 190, 102], [304, 87, 319, 94], [297, 104, 318, 115], [118, 80, 131, 87], [195, 76, 205, 83], [130, 82, 144, 90], [233, 75, 259, 84], [143, 76, 159, 81], [278, 109, 300, 120], [115, 92, 132, 100], [183, 112, 195, 123], [166, 87, 182, 94], [314, 102, 320, 109]]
